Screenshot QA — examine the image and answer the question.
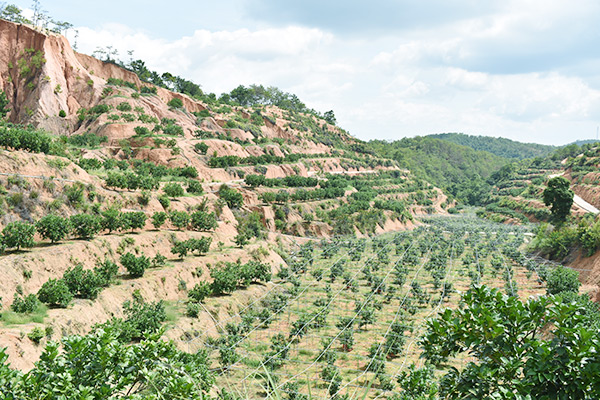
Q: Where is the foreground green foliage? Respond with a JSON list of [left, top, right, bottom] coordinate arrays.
[[0, 325, 214, 399], [421, 285, 600, 399]]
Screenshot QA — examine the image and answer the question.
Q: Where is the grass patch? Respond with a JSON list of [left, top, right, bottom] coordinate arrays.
[[1, 304, 48, 326]]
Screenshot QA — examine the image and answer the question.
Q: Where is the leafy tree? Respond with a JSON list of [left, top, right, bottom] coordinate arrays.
[[188, 282, 212, 303], [234, 232, 249, 247], [0, 325, 214, 398], [11, 293, 40, 313], [63, 264, 103, 300], [167, 97, 184, 109], [2, 221, 35, 250], [101, 207, 123, 233], [190, 211, 217, 231], [69, 214, 102, 239], [323, 110, 336, 125], [121, 211, 147, 232], [210, 263, 238, 295], [37, 278, 73, 308], [163, 182, 184, 197], [421, 285, 600, 399], [0, 90, 9, 118], [396, 364, 438, 400], [194, 142, 209, 154], [186, 180, 204, 194], [158, 194, 171, 209], [171, 240, 190, 259], [36, 214, 70, 243], [245, 174, 266, 188], [543, 176, 574, 224], [169, 210, 190, 230], [151, 211, 167, 229], [120, 252, 150, 278], [120, 294, 166, 341], [171, 237, 211, 258], [383, 322, 409, 358], [218, 184, 243, 208], [545, 265, 580, 295], [94, 259, 119, 287], [239, 261, 272, 286], [187, 237, 212, 255]]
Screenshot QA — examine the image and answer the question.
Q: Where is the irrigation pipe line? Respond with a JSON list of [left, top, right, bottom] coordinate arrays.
[[169, 237, 356, 350], [339, 231, 458, 399], [191, 234, 394, 371], [374, 229, 544, 400], [179, 237, 338, 333], [220, 232, 406, 381], [266, 230, 446, 397], [229, 232, 416, 385]]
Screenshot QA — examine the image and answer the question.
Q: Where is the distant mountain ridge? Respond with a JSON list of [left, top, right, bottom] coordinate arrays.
[[428, 132, 556, 160], [368, 136, 507, 190]]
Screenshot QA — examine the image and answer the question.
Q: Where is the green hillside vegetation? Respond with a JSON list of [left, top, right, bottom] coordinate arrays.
[[368, 136, 507, 205], [1, 6, 600, 399], [429, 132, 556, 159]]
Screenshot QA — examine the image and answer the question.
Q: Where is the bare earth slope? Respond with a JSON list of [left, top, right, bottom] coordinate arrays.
[[0, 19, 453, 369]]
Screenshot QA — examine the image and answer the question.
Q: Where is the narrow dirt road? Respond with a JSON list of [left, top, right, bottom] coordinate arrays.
[[547, 172, 599, 214], [573, 194, 600, 214]]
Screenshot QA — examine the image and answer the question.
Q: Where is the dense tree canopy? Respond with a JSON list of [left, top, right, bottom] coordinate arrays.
[[543, 176, 574, 224], [420, 285, 600, 399]]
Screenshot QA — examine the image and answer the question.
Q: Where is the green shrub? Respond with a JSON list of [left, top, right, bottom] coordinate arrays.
[[120, 252, 150, 278], [163, 182, 184, 198], [0, 122, 52, 153], [167, 98, 183, 109], [36, 214, 71, 243], [37, 278, 73, 308], [158, 194, 170, 209], [2, 221, 35, 250], [94, 259, 119, 287], [69, 214, 102, 239], [194, 142, 209, 154], [58, 109, 66, 118], [121, 211, 147, 232], [67, 132, 107, 148], [63, 264, 103, 300], [186, 180, 204, 195], [545, 265, 581, 295], [152, 254, 167, 268], [190, 211, 217, 231], [121, 295, 166, 341], [11, 293, 40, 313], [188, 282, 212, 303], [116, 102, 132, 112], [64, 183, 85, 205], [171, 237, 212, 258], [169, 211, 190, 230], [151, 211, 167, 229], [140, 85, 157, 94], [133, 126, 151, 136], [210, 264, 238, 295], [101, 207, 123, 233], [27, 327, 44, 344], [186, 302, 202, 318], [218, 185, 243, 208]]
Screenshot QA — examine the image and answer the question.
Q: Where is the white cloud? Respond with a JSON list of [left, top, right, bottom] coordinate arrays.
[[69, 0, 600, 146]]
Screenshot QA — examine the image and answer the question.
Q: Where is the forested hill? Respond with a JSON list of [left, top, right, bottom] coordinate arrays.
[[428, 132, 556, 159], [368, 136, 507, 190]]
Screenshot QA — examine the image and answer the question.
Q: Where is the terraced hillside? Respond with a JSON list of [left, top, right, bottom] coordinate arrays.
[[207, 217, 547, 399], [0, 18, 450, 369]]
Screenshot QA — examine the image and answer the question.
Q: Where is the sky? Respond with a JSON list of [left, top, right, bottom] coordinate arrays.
[[9, 0, 600, 145]]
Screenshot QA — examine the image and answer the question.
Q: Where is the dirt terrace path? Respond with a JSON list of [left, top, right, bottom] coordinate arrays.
[[548, 172, 599, 214]]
